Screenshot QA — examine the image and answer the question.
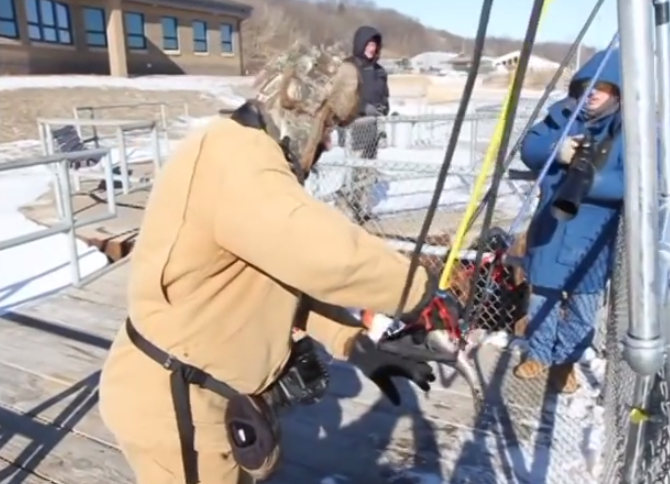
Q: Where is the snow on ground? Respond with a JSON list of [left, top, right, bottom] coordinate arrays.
[[0, 74, 249, 106], [0, 163, 108, 314]]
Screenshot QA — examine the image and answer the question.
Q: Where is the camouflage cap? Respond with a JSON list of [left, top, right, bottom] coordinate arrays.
[[254, 42, 360, 170]]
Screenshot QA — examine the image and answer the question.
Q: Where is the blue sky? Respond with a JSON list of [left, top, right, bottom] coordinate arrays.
[[376, 0, 618, 48]]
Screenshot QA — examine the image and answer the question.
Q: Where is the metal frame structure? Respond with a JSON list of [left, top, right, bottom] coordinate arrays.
[[73, 101, 190, 149], [618, 0, 669, 482], [37, 117, 162, 200], [0, 150, 116, 287]]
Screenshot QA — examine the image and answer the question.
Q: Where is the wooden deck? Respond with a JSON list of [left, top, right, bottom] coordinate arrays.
[[0, 258, 600, 484], [19, 173, 152, 261]]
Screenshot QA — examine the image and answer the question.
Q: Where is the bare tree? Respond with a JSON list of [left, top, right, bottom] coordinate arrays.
[[238, 0, 596, 72]]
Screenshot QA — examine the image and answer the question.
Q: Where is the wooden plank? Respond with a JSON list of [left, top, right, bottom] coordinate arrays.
[[0, 312, 108, 385], [67, 260, 130, 310], [0, 362, 112, 445], [9, 293, 125, 341], [19, 178, 151, 259], [0, 406, 133, 484], [0, 459, 54, 484]]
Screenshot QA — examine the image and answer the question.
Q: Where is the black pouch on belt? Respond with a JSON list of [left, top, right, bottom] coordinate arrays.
[[224, 393, 281, 480]]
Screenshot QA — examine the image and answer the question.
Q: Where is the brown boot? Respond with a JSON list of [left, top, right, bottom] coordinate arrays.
[[549, 364, 580, 394], [513, 359, 547, 380]]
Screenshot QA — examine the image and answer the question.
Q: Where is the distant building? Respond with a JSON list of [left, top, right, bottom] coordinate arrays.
[[492, 51, 558, 71], [0, 0, 252, 76], [448, 55, 495, 75]]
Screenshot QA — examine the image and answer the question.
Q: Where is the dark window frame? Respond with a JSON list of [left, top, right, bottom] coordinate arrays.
[[124, 11, 146, 51], [82, 6, 106, 47], [192, 19, 208, 53], [25, 0, 73, 45], [161, 16, 179, 52], [220, 22, 233, 54], [0, 0, 19, 40]]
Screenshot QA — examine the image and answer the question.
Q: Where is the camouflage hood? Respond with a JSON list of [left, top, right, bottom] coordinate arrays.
[[253, 43, 361, 172]]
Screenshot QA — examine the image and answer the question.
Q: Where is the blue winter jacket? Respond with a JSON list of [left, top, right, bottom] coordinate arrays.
[[520, 49, 624, 294]]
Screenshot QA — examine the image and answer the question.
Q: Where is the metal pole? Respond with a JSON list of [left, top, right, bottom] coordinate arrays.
[[55, 159, 81, 286], [618, 0, 665, 374], [116, 127, 131, 195], [655, 0, 670, 240], [652, 0, 670, 457]]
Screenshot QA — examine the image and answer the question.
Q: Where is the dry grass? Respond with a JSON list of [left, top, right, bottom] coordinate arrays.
[[0, 87, 238, 144], [388, 74, 431, 98], [482, 67, 573, 91], [388, 74, 465, 104]]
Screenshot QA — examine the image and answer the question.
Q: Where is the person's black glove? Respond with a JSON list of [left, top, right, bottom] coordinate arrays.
[[347, 333, 436, 406]]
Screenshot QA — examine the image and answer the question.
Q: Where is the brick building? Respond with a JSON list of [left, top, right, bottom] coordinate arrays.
[[0, 0, 252, 76]]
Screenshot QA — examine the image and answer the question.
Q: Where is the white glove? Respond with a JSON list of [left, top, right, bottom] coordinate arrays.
[[364, 104, 381, 117], [557, 135, 584, 164]]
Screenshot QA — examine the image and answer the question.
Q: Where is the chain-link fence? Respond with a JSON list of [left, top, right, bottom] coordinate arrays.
[[308, 98, 559, 335], [311, 94, 670, 484], [599, 221, 670, 484]]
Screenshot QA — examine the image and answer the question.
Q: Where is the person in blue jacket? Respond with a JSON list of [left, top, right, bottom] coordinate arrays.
[[515, 49, 625, 393]]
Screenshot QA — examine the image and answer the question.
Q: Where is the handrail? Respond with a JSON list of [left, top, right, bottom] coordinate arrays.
[[73, 101, 189, 151], [0, 149, 117, 286], [0, 149, 109, 172], [38, 117, 163, 196], [38, 117, 156, 130]]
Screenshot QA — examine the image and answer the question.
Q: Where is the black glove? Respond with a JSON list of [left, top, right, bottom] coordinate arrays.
[[347, 333, 435, 406]]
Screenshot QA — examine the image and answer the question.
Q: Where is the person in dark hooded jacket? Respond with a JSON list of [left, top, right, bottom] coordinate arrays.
[[348, 25, 390, 121], [515, 49, 626, 394], [340, 25, 390, 224]]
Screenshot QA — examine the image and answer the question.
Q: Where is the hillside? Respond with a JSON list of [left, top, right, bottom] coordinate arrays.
[[239, 0, 597, 71]]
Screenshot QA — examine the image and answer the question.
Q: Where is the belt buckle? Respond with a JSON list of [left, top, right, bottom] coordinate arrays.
[[163, 354, 177, 371]]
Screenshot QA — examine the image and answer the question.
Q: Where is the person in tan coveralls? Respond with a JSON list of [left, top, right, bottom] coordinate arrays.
[[99, 44, 459, 484]]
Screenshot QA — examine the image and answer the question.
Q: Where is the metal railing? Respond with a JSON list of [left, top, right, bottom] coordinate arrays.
[[0, 149, 117, 286], [73, 101, 190, 148], [37, 117, 162, 201]]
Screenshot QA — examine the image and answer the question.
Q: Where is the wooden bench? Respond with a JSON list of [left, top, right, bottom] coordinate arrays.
[[51, 125, 106, 170]]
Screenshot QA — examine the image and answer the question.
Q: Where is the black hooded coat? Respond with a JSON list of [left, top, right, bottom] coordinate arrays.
[[346, 25, 390, 116]]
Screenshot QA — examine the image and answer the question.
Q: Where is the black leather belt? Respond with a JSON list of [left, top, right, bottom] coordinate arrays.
[[125, 318, 237, 484]]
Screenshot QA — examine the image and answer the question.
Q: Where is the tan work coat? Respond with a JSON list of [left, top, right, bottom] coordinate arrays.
[[99, 118, 429, 452]]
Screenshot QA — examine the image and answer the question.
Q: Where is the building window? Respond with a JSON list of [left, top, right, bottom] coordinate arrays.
[[124, 11, 145, 50], [161, 16, 178, 51], [0, 0, 18, 39], [25, 0, 72, 45], [220, 22, 233, 54], [83, 7, 106, 47], [192, 20, 207, 53]]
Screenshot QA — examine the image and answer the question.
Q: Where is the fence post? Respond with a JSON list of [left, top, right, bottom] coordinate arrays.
[[55, 158, 81, 286], [150, 121, 163, 170], [72, 107, 82, 139], [160, 103, 170, 150], [617, 0, 665, 380], [617, 0, 667, 481], [116, 127, 131, 194]]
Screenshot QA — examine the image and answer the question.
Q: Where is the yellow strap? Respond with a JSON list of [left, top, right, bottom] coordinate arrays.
[[438, 0, 555, 291]]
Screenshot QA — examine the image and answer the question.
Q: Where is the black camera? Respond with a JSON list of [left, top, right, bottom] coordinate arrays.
[[551, 134, 596, 221], [272, 336, 329, 408]]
